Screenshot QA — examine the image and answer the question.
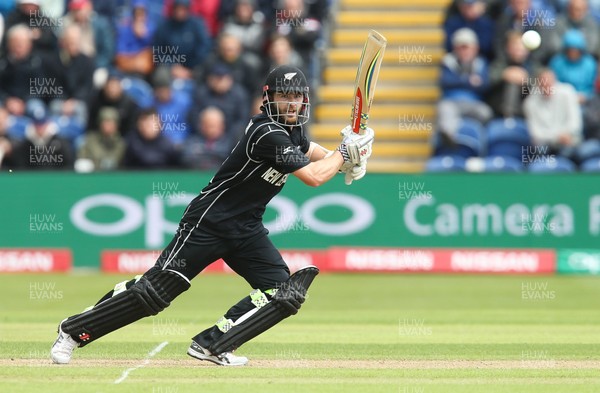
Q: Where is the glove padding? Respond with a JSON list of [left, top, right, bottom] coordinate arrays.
[[344, 160, 367, 185], [337, 126, 374, 165]]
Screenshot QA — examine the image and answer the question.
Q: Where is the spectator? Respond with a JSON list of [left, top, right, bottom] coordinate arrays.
[[222, 0, 266, 56], [487, 30, 536, 118], [115, 0, 156, 77], [437, 28, 492, 141], [3, 0, 57, 56], [152, 66, 193, 145], [494, 0, 559, 65], [199, 33, 261, 98], [523, 68, 582, 156], [553, 0, 600, 57], [444, 0, 495, 60], [549, 30, 597, 104], [0, 24, 45, 117], [153, 0, 212, 80], [76, 107, 126, 171], [192, 62, 249, 141], [265, 34, 304, 73], [88, 70, 141, 135], [124, 108, 180, 169], [163, 0, 221, 37], [181, 106, 232, 169], [45, 24, 95, 127], [14, 105, 74, 170], [0, 106, 17, 169], [62, 0, 114, 71]]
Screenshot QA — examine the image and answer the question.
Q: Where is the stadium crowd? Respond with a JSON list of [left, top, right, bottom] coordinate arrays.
[[0, 0, 329, 171], [432, 0, 600, 172]]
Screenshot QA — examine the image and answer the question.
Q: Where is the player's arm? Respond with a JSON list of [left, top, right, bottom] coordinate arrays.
[[305, 142, 331, 162], [293, 150, 344, 187]]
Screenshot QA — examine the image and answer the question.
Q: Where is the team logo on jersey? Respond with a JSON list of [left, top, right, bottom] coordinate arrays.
[[282, 146, 294, 154], [284, 72, 297, 81]]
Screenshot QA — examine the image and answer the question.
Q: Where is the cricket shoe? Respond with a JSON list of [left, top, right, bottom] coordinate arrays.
[[187, 341, 248, 366], [50, 319, 79, 364]]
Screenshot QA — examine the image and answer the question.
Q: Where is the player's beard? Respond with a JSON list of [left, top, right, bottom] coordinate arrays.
[[275, 102, 300, 126]]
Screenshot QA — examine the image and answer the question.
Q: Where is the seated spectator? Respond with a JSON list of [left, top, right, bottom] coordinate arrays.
[[3, 0, 57, 56], [192, 63, 249, 140], [265, 34, 304, 74], [199, 33, 261, 98], [494, 0, 559, 65], [181, 106, 232, 169], [62, 0, 114, 71], [0, 24, 45, 117], [443, 0, 495, 60], [115, 0, 156, 78], [46, 24, 95, 128], [437, 28, 492, 143], [153, 0, 212, 81], [0, 106, 17, 169], [549, 30, 597, 105], [88, 70, 141, 135], [124, 108, 180, 168], [487, 31, 536, 118], [14, 106, 74, 170], [152, 67, 193, 145], [523, 68, 582, 156], [76, 107, 125, 171], [163, 0, 221, 37], [553, 0, 600, 57], [222, 0, 266, 56]]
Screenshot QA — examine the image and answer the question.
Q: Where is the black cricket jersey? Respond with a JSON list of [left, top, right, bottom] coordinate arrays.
[[182, 113, 311, 238]]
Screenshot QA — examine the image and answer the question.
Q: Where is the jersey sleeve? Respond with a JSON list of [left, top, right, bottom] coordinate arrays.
[[250, 128, 310, 174]]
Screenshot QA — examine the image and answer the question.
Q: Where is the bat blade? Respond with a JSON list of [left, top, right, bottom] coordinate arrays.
[[350, 30, 387, 135]]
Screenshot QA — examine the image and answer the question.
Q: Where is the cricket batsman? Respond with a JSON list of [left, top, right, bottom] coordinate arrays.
[[51, 65, 374, 366]]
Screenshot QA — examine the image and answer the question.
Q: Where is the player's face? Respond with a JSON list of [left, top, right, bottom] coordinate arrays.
[[273, 92, 304, 124]]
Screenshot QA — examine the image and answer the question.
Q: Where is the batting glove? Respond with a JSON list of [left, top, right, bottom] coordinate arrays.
[[337, 127, 374, 165], [344, 161, 367, 185]]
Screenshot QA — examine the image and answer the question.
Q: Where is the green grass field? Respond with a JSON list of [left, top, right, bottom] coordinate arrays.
[[1, 273, 600, 393]]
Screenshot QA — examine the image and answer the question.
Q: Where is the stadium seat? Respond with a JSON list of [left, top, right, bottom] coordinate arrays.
[[121, 77, 154, 109], [481, 156, 524, 172], [486, 118, 531, 161], [425, 155, 467, 172], [6, 115, 32, 140], [580, 157, 600, 172], [434, 118, 484, 158], [574, 139, 600, 164], [527, 156, 576, 173]]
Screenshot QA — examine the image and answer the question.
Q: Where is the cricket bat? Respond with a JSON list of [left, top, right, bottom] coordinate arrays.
[[350, 30, 387, 135]]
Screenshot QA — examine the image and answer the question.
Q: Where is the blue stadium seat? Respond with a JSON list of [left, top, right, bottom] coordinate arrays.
[[6, 115, 32, 140], [482, 156, 524, 172], [121, 77, 154, 109], [527, 156, 576, 173], [574, 139, 600, 164], [426, 155, 467, 172], [434, 118, 484, 158], [486, 118, 531, 161], [580, 157, 600, 172]]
